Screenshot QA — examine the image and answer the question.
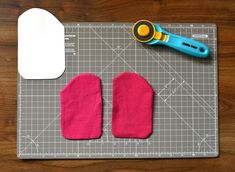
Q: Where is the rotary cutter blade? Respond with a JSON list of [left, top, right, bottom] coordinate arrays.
[[132, 20, 210, 58]]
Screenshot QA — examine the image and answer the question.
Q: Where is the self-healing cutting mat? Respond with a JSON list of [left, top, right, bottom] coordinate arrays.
[[17, 23, 218, 159]]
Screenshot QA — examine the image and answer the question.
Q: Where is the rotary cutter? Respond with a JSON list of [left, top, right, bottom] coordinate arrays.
[[132, 20, 210, 58]]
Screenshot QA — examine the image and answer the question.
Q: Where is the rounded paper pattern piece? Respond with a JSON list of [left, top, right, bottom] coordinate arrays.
[[112, 72, 154, 139], [60, 74, 102, 139], [18, 8, 65, 79]]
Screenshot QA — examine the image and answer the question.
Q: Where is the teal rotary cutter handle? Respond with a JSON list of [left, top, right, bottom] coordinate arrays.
[[132, 20, 210, 58]]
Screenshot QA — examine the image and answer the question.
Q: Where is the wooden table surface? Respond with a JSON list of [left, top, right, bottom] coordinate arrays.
[[0, 0, 234, 171]]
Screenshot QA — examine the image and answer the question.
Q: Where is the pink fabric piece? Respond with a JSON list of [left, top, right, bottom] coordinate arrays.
[[60, 73, 102, 139], [112, 72, 154, 139]]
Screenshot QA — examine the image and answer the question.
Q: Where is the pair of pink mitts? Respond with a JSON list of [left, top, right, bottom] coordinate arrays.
[[60, 72, 154, 140]]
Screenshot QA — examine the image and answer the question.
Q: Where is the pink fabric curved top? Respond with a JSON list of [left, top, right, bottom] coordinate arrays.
[[60, 73, 102, 139], [112, 72, 154, 139]]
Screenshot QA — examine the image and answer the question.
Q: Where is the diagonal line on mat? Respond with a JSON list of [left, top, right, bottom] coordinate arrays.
[[145, 50, 215, 119], [20, 26, 133, 155], [90, 27, 137, 129], [142, 50, 215, 150], [90, 27, 135, 57], [148, 48, 216, 114], [102, 97, 112, 129], [159, 95, 215, 152], [147, 48, 215, 118], [108, 27, 215, 151], [97, 56, 120, 76], [115, 52, 214, 150], [103, 96, 112, 107], [123, 27, 215, 114], [19, 114, 60, 155], [90, 27, 136, 73]]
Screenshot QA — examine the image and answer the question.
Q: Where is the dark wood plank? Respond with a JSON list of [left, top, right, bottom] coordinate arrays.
[[0, 0, 234, 171]]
